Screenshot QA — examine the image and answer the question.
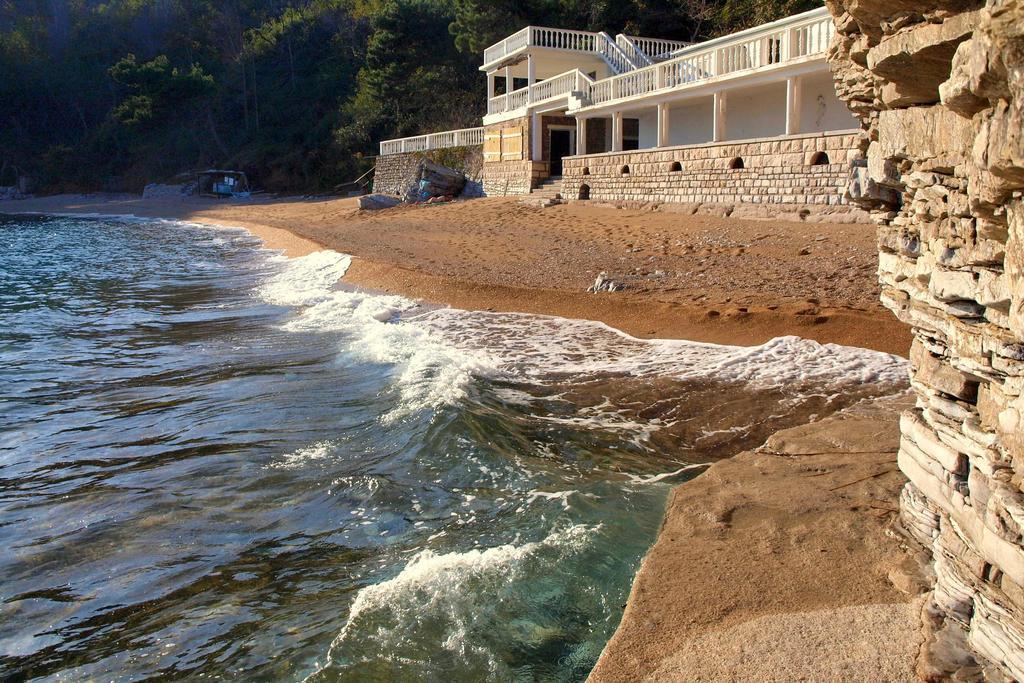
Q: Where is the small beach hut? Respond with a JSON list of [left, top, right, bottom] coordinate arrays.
[[197, 170, 251, 198]]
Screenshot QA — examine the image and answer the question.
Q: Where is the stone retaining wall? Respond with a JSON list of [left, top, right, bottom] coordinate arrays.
[[373, 152, 423, 195], [374, 147, 482, 196], [828, 0, 1024, 678], [561, 132, 862, 213]]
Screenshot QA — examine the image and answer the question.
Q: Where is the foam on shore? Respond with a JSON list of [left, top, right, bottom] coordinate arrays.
[[256, 249, 907, 428]]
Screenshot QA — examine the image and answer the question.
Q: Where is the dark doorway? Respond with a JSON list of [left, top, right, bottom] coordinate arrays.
[[550, 129, 572, 176]]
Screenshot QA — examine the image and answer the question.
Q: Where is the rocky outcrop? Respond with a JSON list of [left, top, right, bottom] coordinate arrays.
[[826, 0, 1024, 678]]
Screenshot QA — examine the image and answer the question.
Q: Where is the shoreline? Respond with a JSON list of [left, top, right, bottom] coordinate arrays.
[[4, 195, 925, 677], [4, 193, 912, 355]]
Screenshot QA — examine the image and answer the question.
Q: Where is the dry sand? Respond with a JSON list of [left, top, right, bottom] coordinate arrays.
[[6, 193, 911, 355]]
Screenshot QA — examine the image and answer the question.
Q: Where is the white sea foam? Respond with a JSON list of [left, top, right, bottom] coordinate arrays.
[[624, 463, 710, 485], [257, 250, 499, 420], [525, 489, 595, 510], [257, 248, 906, 436], [408, 309, 908, 390], [269, 440, 335, 469], [308, 524, 597, 679]]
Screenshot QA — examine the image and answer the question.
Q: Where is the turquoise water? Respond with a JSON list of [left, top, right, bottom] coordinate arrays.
[[0, 214, 907, 681]]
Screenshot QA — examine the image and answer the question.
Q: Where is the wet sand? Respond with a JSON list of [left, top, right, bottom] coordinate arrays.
[[6, 193, 912, 355]]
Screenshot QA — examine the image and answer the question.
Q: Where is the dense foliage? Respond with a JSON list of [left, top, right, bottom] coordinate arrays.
[[0, 0, 819, 193]]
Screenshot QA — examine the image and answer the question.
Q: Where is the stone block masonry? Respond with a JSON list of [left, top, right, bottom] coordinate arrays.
[[482, 160, 549, 196], [560, 132, 865, 217], [828, 0, 1024, 678], [373, 152, 424, 195]]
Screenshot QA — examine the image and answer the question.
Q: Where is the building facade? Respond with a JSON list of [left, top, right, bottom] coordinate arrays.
[[377, 7, 863, 214]]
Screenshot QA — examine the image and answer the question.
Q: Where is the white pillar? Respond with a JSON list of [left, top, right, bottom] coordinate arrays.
[[504, 66, 512, 95], [713, 91, 726, 143], [656, 103, 669, 148], [487, 71, 495, 100], [612, 111, 623, 152], [577, 118, 587, 156], [527, 55, 535, 103], [531, 111, 542, 161], [785, 76, 802, 136]]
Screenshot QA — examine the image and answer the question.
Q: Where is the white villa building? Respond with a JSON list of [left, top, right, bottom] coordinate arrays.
[[376, 6, 862, 212]]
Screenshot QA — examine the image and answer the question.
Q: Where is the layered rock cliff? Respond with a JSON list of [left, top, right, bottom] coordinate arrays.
[[826, 0, 1024, 678]]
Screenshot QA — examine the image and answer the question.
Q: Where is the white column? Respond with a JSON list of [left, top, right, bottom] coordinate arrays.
[[526, 54, 535, 103], [531, 111, 542, 161], [785, 76, 802, 136], [504, 66, 512, 95], [713, 91, 727, 143], [487, 71, 495, 100], [577, 118, 587, 156], [656, 103, 669, 148], [612, 111, 623, 152]]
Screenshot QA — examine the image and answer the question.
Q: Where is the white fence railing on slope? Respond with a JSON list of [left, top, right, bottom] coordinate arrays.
[[379, 127, 485, 156], [596, 32, 643, 74], [616, 35, 652, 67], [621, 35, 691, 62]]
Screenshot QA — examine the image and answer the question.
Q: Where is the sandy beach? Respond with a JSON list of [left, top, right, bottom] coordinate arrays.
[[3, 194, 924, 678], [7, 193, 911, 355]]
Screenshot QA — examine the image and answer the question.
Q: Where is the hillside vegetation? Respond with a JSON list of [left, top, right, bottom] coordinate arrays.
[[0, 0, 818, 193]]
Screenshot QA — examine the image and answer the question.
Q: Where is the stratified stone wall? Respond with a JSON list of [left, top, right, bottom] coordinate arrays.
[[827, 0, 1024, 677], [561, 132, 867, 219]]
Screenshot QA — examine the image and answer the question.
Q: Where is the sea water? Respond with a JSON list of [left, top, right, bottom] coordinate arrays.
[[0, 214, 908, 681]]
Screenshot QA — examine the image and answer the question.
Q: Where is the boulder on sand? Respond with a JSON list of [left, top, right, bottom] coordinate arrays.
[[406, 160, 466, 202], [358, 194, 403, 210]]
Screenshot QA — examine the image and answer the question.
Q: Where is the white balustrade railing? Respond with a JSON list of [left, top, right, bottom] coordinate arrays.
[[483, 27, 530, 65], [791, 14, 834, 57], [485, 69, 591, 116], [610, 67, 658, 100], [659, 50, 715, 89], [508, 88, 529, 110], [583, 7, 835, 108], [484, 26, 598, 65], [529, 27, 596, 52], [379, 126, 485, 156], [622, 35, 690, 61], [487, 95, 506, 116], [529, 70, 577, 102]]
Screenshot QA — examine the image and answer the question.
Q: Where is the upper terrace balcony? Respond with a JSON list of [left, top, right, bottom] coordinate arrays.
[[483, 7, 835, 122], [481, 26, 689, 74]]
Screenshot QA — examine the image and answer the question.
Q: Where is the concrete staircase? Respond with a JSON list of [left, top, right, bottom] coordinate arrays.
[[528, 176, 564, 204]]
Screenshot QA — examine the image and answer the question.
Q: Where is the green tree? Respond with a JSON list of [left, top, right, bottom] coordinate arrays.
[[336, 0, 479, 152], [109, 54, 215, 128]]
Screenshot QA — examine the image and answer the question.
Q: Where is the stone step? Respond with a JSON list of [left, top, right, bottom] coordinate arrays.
[[530, 176, 564, 199]]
